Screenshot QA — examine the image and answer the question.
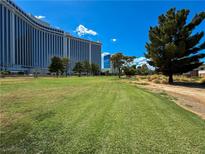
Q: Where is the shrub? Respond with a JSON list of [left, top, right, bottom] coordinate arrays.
[[150, 74, 160, 81], [135, 77, 140, 81], [153, 79, 161, 84], [174, 75, 192, 82], [139, 76, 147, 80], [0, 70, 11, 75], [199, 77, 205, 85], [123, 66, 136, 76], [17, 72, 24, 75], [160, 79, 167, 84]]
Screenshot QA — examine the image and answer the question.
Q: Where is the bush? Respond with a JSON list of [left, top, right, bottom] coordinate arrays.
[[123, 66, 136, 76], [148, 74, 159, 81], [135, 77, 140, 81], [0, 70, 11, 75], [153, 79, 161, 84], [199, 77, 205, 85], [17, 72, 24, 75], [160, 79, 167, 84], [139, 76, 147, 80], [174, 75, 192, 82]]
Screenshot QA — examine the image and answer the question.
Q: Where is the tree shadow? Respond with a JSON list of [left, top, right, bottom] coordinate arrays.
[[172, 82, 205, 89]]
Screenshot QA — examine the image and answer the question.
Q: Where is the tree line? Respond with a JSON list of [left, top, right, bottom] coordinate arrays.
[[48, 56, 100, 77], [110, 53, 154, 78], [72, 61, 100, 77], [35, 8, 205, 83]]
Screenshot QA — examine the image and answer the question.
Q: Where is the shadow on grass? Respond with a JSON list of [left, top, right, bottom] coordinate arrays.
[[34, 111, 56, 122]]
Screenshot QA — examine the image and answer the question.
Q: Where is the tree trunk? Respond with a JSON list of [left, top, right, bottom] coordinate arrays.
[[118, 68, 121, 78], [65, 69, 67, 77], [168, 73, 173, 84]]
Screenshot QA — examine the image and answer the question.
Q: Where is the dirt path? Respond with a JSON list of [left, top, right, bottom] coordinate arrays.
[[133, 81, 205, 119]]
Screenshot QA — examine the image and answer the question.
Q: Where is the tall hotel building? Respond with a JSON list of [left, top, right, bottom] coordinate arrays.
[[0, 0, 101, 73]]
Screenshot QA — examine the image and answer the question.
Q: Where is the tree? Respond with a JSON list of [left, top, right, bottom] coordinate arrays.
[[145, 8, 205, 84], [91, 63, 100, 75], [33, 67, 39, 78], [122, 56, 136, 77], [123, 65, 137, 77], [123, 56, 136, 66], [141, 64, 149, 75], [61, 57, 70, 76], [73, 62, 84, 77], [82, 61, 91, 75], [49, 56, 64, 77], [110, 53, 125, 78], [136, 64, 154, 75]]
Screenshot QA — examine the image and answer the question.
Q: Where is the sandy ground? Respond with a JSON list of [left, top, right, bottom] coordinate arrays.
[[132, 81, 205, 120]]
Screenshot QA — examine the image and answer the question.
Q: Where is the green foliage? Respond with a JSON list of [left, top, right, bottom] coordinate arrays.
[[73, 61, 100, 76], [49, 56, 64, 76], [110, 53, 125, 78], [61, 57, 70, 75], [136, 64, 153, 75], [73, 62, 84, 77], [0, 70, 11, 75], [123, 56, 136, 66], [82, 61, 91, 75], [91, 63, 100, 75], [123, 65, 137, 76], [145, 8, 205, 84], [111, 53, 135, 78]]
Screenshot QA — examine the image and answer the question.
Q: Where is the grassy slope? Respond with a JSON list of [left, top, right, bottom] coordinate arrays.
[[0, 77, 205, 154]]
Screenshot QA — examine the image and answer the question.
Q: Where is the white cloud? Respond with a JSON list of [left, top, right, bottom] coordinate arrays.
[[134, 57, 147, 64], [133, 57, 155, 70], [101, 52, 110, 56], [111, 38, 117, 42], [75, 24, 97, 36], [35, 15, 46, 19]]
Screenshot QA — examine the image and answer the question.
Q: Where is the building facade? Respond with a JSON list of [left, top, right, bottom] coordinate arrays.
[[0, 0, 101, 74], [184, 64, 205, 77], [101, 53, 111, 69], [101, 52, 118, 74]]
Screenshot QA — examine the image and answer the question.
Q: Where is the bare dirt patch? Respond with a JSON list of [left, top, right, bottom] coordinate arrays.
[[132, 81, 205, 119]]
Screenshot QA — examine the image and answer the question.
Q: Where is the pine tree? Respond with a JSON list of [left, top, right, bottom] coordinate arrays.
[[145, 8, 205, 84]]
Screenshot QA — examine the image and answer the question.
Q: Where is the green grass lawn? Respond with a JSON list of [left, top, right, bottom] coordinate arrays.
[[0, 77, 205, 153]]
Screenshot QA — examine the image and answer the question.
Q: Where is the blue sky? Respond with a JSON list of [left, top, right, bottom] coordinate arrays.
[[14, 0, 205, 58]]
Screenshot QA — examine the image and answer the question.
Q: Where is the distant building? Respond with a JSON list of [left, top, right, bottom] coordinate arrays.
[[184, 64, 205, 77], [102, 53, 111, 69], [101, 52, 118, 74], [101, 52, 111, 73], [198, 64, 205, 77]]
